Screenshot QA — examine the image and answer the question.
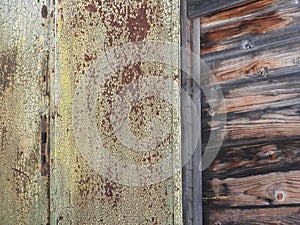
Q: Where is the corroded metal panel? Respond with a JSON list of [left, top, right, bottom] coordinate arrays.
[[51, 0, 181, 224], [0, 0, 50, 224]]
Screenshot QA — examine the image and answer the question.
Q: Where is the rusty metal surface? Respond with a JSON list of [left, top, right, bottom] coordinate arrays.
[[0, 0, 181, 224], [51, 0, 181, 224], [0, 0, 50, 224]]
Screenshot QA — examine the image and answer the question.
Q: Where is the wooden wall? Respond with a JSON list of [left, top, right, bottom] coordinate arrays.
[[197, 0, 300, 224], [0, 0, 182, 224], [0, 0, 50, 224]]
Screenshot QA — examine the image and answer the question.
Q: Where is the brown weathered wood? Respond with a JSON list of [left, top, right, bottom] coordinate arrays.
[[204, 207, 300, 225], [204, 170, 300, 207], [202, 71, 300, 144], [200, 0, 300, 56], [0, 0, 50, 224], [203, 140, 300, 180], [188, 0, 250, 18], [204, 42, 300, 84], [199, 0, 300, 84], [200, 0, 300, 223], [201, 0, 283, 26], [203, 103, 300, 144], [202, 70, 300, 114]]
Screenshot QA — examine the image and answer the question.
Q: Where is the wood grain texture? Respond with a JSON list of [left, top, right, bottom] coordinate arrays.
[[204, 170, 300, 207], [200, 0, 300, 84], [51, 0, 182, 224], [204, 140, 300, 180], [181, 2, 202, 224], [0, 0, 50, 224], [188, 0, 250, 18], [199, 0, 300, 223], [202, 71, 300, 144], [201, 0, 300, 56], [204, 207, 300, 225]]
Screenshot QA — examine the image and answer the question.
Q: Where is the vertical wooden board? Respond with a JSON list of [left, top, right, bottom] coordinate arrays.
[[0, 0, 50, 224], [51, 0, 181, 224]]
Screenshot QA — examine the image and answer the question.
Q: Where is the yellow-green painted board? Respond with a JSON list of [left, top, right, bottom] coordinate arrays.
[[51, 0, 182, 224]]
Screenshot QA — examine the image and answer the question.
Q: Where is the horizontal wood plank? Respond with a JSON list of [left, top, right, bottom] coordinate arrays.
[[204, 42, 300, 84], [203, 140, 300, 180], [188, 0, 250, 18], [202, 71, 300, 144], [206, 104, 300, 143], [203, 70, 300, 115], [204, 207, 300, 225], [204, 170, 300, 207], [201, 0, 300, 57], [199, 0, 300, 85]]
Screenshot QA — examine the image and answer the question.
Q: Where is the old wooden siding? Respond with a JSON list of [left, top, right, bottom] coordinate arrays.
[[198, 0, 300, 224], [0, 0, 50, 224], [188, 0, 249, 18], [51, 0, 181, 225]]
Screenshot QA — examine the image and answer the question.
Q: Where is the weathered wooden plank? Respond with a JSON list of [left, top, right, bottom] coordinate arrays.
[[199, 0, 300, 222], [187, 0, 250, 18], [200, 0, 300, 57], [199, 0, 300, 84], [203, 39, 300, 84], [181, 1, 203, 224], [204, 170, 300, 207], [204, 207, 300, 225], [201, 69, 300, 145], [203, 69, 300, 115], [205, 103, 300, 144], [0, 0, 50, 224], [201, 0, 285, 26], [203, 140, 300, 180], [51, 0, 181, 224]]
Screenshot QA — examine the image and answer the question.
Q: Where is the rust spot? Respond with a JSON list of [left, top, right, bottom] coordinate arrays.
[[84, 53, 93, 62], [41, 5, 48, 18], [0, 47, 17, 95], [85, 3, 97, 13], [126, 2, 151, 42], [83, 0, 163, 46], [275, 191, 286, 201], [276, 192, 284, 200]]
